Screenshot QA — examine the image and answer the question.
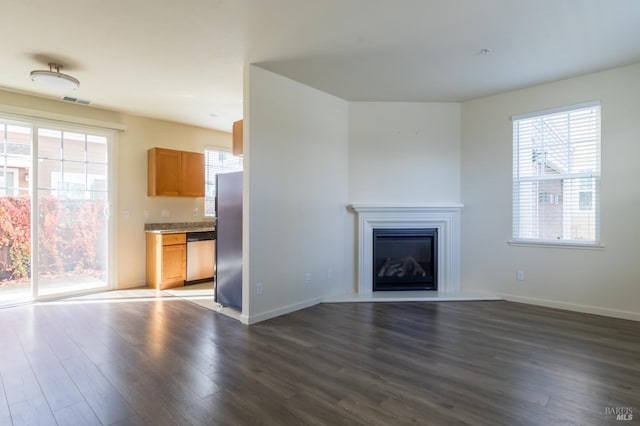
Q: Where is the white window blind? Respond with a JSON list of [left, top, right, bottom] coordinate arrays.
[[204, 147, 242, 216], [512, 102, 601, 245]]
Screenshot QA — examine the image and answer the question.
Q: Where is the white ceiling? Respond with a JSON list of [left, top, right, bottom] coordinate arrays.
[[1, 0, 639, 132]]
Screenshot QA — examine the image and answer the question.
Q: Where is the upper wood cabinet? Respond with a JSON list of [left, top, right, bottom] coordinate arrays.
[[148, 147, 204, 197], [180, 151, 205, 197], [232, 119, 243, 156]]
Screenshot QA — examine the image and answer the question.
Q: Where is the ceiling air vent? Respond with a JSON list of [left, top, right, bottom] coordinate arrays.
[[61, 96, 91, 105]]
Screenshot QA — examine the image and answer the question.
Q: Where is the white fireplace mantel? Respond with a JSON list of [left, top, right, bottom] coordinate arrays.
[[349, 204, 463, 296]]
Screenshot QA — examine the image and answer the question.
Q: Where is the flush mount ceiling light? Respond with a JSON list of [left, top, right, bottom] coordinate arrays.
[[30, 63, 79, 91]]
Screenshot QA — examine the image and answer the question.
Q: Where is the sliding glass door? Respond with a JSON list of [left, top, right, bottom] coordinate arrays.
[[36, 128, 110, 297], [0, 117, 113, 305]]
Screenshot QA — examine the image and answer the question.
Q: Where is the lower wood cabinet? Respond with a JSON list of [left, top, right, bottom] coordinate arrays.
[[146, 233, 186, 289]]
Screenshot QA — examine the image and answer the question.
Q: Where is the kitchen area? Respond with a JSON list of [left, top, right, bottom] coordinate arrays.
[[142, 120, 244, 315]]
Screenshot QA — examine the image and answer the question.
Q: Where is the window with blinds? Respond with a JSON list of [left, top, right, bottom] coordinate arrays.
[[204, 148, 243, 216], [512, 102, 601, 245]]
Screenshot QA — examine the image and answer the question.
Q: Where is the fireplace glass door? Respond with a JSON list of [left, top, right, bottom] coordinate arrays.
[[372, 228, 437, 291]]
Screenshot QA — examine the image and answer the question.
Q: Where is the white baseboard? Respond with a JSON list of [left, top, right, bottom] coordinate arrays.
[[323, 292, 502, 303], [501, 293, 640, 322], [244, 297, 324, 325], [240, 293, 640, 324], [115, 281, 147, 290]]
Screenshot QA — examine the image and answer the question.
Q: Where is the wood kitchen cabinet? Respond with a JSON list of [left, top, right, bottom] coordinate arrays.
[[147, 147, 204, 197], [146, 232, 186, 289], [232, 119, 243, 156], [180, 151, 205, 196]]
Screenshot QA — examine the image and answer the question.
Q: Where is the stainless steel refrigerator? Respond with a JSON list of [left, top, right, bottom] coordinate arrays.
[[215, 171, 242, 310]]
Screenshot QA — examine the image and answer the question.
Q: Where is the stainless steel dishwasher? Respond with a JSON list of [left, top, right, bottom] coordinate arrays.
[[185, 231, 216, 284]]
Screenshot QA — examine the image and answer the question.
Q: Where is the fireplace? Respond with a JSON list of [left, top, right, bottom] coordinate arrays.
[[373, 228, 437, 291], [350, 204, 462, 296]]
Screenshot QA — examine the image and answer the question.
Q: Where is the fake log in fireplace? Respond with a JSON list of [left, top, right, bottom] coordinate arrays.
[[372, 228, 437, 291]]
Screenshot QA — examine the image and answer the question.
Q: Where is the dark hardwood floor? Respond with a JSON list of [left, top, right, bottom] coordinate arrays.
[[0, 291, 638, 425]]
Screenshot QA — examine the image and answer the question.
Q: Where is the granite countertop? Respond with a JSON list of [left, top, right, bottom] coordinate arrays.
[[145, 221, 215, 234]]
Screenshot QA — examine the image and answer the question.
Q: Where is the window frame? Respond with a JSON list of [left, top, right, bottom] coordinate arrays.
[[510, 101, 602, 248]]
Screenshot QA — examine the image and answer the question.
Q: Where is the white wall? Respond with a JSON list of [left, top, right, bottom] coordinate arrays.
[[349, 102, 461, 204], [244, 65, 349, 323], [461, 63, 640, 321]]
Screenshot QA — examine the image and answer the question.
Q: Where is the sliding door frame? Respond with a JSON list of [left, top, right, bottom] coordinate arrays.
[[0, 112, 117, 302]]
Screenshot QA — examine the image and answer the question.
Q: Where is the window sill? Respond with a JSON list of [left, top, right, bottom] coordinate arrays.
[[507, 240, 605, 250]]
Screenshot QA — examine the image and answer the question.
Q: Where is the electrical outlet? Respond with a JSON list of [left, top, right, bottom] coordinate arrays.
[[144, 210, 150, 219], [161, 210, 170, 218], [192, 207, 198, 217], [305, 273, 311, 285], [256, 282, 263, 295], [517, 270, 525, 281]]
